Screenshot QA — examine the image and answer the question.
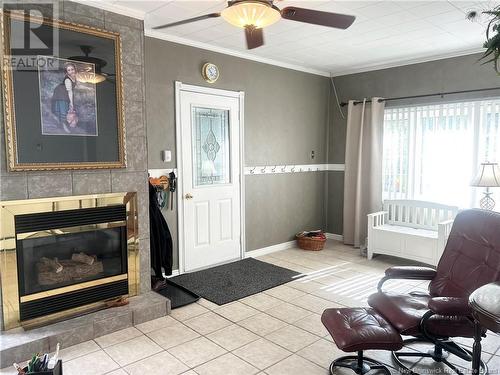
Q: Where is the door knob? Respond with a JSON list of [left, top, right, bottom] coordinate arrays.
[[185, 193, 193, 200]]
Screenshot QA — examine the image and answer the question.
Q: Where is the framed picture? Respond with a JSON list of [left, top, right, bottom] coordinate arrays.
[[1, 10, 126, 171]]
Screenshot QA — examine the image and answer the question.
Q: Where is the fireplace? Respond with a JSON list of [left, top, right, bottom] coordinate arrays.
[[0, 193, 139, 330]]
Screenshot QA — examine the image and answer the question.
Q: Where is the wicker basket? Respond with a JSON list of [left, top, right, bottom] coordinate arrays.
[[296, 234, 326, 251]]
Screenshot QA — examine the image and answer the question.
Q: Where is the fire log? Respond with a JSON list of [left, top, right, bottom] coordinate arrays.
[[37, 259, 103, 285]]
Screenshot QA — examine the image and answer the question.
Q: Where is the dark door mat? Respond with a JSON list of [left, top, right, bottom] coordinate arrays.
[[169, 258, 301, 305], [155, 280, 200, 309]]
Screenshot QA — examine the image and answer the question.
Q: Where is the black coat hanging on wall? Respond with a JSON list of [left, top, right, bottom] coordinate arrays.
[[149, 182, 173, 280]]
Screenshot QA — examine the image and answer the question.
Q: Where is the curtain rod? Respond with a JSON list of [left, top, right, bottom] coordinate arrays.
[[339, 87, 500, 107]]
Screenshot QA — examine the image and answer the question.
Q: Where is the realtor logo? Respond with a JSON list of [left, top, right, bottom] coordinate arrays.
[[3, 2, 60, 70]]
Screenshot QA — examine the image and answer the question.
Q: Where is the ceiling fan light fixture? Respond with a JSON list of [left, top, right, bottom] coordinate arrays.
[[77, 71, 106, 84], [221, 1, 281, 28]]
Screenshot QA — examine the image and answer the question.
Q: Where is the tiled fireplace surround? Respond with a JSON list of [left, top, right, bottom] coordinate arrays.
[[0, 1, 169, 367]]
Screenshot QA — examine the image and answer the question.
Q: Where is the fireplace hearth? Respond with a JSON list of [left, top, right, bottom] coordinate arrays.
[[0, 193, 139, 330]]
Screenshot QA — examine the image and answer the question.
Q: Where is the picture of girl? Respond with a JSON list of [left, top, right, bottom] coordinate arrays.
[[51, 62, 79, 133], [38, 56, 98, 136]]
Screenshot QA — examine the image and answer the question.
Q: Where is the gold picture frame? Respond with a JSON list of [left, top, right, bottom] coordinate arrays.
[[1, 10, 126, 171]]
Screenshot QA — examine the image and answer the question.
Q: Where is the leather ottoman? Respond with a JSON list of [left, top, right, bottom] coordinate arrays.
[[321, 307, 403, 375]]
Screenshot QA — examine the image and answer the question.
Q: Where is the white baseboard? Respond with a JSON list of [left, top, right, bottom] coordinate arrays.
[[170, 235, 343, 275], [166, 270, 180, 278], [245, 240, 297, 258], [326, 233, 344, 241]]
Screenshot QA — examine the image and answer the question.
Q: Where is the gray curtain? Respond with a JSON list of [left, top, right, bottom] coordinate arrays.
[[343, 98, 385, 248]]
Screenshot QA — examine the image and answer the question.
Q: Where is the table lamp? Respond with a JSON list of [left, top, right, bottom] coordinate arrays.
[[471, 162, 500, 210]]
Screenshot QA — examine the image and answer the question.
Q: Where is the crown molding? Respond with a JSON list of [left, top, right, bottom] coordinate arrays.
[[70, 2, 484, 79], [145, 30, 331, 77], [70, 0, 145, 20], [330, 48, 485, 77]]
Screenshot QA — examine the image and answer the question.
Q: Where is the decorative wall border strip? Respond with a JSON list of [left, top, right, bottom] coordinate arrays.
[[244, 163, 345, 175], [148, 164, 345, 178]]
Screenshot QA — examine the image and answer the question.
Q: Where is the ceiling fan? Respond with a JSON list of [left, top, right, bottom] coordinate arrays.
[[69, 46, 115, 84], [152, 0, 356, 50]]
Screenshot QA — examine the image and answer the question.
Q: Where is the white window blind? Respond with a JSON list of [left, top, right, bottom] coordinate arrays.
[[382, 99, 500, 208]]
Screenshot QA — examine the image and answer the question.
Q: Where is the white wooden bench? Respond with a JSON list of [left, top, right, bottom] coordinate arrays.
[[367, 200, 459, 266]]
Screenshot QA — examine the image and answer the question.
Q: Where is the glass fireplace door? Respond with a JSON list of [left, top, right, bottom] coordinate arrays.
[[17, 226, 127, 296]]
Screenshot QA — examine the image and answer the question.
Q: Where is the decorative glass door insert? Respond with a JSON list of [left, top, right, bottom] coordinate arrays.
[[192, 107, 231, 186]]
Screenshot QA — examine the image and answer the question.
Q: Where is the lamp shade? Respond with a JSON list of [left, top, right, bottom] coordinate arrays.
[[77, 71, 106, 84], [471, 162, 500, 187], [221, 1, 281, 28]]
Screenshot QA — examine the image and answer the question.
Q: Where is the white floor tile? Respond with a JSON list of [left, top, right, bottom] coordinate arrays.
[[63, 350, 119, 375], [104, 335, 162, 367], [146, 322, 200, 349], [134, 315, 179, 334], [238, 312, 288, 336], [233, 338, 292, 370], [240, 293, 283, 311], [183, 312, 232, 335], [266, 303, 311, 324], [206, 324, 260, 351], [170, 303, 210, 321], [265, 354, 326, 375], [194, 353, 259, 375], [265, 325, 319, 352], [168, 337, 226, 368], [214, 301, 259, 322], [124, 350, 188, 375], [95, 327, 143, 349]]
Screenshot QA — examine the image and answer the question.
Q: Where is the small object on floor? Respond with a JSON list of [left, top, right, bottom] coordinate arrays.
[[296, 230, 326, 251], [106, 297, 129, 307], [154, 280, 200, 309], [170, 258, 300, 305], [13, 363, 25, 374], [152, 278, 168, 292], [19, 345, 62, 374], [47, 343, 59, 370]]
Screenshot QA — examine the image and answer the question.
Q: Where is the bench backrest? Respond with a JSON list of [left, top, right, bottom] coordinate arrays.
[[383, 200, 458, 230]]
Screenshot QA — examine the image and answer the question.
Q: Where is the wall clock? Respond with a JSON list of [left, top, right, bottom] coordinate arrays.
[[202, 63, 219, 83]]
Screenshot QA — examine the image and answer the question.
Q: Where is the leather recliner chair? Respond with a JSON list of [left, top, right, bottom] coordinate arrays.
[[368, 209, 500, 374]]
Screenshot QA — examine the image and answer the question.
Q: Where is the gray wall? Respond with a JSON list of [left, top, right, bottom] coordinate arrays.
[[145, 38, 330, 267], [326, 53, 500, 234], [0, 1, 151, 295]]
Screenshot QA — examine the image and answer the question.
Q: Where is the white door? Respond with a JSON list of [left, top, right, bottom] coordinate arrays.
[[179, 88, 241, 272]]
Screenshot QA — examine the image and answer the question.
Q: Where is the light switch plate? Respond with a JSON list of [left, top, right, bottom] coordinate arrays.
[[161, 150, 171, 162]]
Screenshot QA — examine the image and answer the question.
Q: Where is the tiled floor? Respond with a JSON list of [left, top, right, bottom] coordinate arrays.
[[2, 240, 499, 375]]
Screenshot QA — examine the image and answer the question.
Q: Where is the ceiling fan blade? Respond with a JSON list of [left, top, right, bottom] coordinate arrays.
[[152, 13, 220, 30], [245, 26, 264, 49], [280, 7, 355, 29]]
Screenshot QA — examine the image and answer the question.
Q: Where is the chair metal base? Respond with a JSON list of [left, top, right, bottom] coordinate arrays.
[[329, 351, 391, 375], [392, 338, 488, 375]]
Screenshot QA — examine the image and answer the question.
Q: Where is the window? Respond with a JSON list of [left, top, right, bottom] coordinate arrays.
[[382, 99, 500, 208]]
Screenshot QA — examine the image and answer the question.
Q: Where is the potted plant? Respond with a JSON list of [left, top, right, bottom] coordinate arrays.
[[468, 5, 500, 74]]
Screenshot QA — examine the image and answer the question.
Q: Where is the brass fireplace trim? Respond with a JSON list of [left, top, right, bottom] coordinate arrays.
[[20, 274, 128, 303], [0, 192, 139, 330]]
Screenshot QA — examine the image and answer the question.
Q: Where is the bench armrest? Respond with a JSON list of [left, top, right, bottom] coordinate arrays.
[[367, 211, 387, 228], [428, 297, 471, 316], [377, 266, 436, 291], [367, 211, 388, 218]]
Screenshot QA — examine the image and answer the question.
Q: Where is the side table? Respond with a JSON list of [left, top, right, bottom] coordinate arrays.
[[469, 282, 500, 374]]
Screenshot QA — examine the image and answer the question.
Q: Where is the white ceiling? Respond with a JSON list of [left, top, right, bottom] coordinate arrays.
[[102, 0, 495, 76]]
